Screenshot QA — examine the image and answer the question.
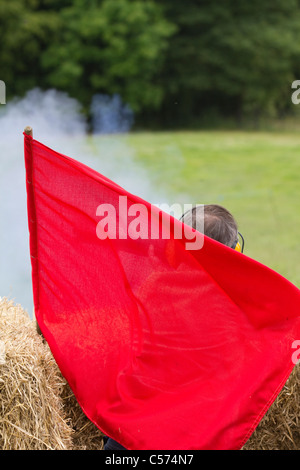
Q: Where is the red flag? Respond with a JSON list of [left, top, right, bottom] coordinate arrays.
[[24, 132, 300, 450]]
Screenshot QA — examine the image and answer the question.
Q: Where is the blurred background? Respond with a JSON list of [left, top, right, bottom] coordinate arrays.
[[1, 0, 300, 315]]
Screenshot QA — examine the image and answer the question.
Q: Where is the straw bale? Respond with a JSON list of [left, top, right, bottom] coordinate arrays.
[[0, 297, 73, 449], [243, 363, 300, 450], [61, 382, 104, 450], [0, 297, 104, 450]]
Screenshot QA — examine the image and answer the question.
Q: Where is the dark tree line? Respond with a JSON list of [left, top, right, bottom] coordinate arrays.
[[1, 0, 300, 128]]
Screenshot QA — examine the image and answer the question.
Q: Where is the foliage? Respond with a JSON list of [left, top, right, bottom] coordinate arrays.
[[0, 0, 59, 96], [0, 0, 174, 113], [1, 0, 300, 126], [156, 0, 300, 126]]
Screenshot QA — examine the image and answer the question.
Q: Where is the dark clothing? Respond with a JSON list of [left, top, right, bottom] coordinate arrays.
[[104, 437, 127, 450]]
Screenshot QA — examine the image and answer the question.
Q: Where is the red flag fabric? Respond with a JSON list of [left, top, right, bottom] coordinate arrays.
[[24, 132, 300, 450]]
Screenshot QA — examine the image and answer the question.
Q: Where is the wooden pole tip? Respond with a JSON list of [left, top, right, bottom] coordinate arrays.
[[24, 126, 33, 137]]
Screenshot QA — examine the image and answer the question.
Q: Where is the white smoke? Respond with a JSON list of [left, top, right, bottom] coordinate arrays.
[[91, 94, 134, 134], [0, 88, 164, 316]]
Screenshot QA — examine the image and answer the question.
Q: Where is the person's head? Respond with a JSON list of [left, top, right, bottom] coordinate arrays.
[[180, 204, 243, 252]]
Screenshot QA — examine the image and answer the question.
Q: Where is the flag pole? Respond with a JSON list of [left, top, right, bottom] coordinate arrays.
[[24, 125, 42, 336], [24, 126, 33, 137]]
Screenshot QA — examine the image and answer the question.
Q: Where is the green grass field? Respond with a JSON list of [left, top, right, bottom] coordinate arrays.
[[95, 130, 300, 288]]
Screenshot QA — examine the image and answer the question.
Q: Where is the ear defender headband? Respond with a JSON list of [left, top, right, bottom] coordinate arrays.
[[231, 232, 245, 253]]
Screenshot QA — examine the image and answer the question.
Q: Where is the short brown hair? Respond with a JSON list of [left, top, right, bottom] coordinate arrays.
[[180, 204, 238, 248]]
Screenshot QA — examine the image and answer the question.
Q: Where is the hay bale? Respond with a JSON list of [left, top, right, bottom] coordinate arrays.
[[0, 297, 104, 450], [61, 382, 104, 450], [0, 297, 73, 449], [243, 363, 300, 450]]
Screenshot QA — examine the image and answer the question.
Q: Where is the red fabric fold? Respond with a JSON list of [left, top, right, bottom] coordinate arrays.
[[24, 132, 300, 450]]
